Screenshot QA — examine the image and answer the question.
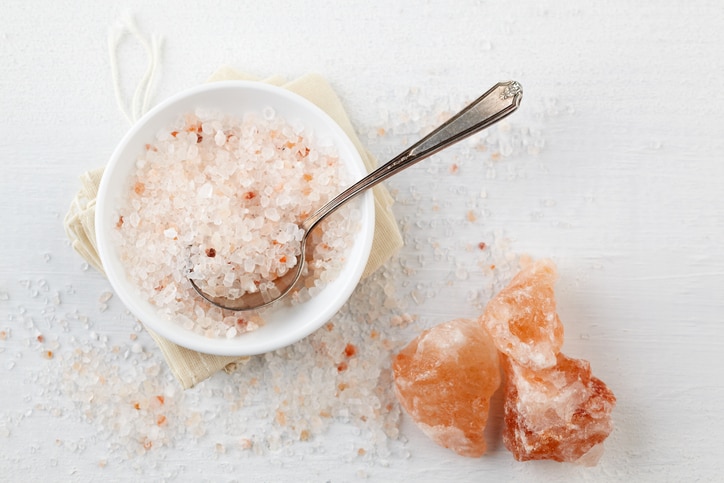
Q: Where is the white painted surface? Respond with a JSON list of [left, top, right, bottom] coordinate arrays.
[[1, 1, 723, 481]]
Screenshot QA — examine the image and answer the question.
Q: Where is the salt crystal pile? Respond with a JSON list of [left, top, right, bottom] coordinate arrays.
[[480, 258, 616, 465], [392, 318, 500, 457], [115, 109, 358, 337]]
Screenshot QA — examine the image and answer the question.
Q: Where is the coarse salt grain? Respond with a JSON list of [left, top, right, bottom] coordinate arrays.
[[115, 110, 357, 338]]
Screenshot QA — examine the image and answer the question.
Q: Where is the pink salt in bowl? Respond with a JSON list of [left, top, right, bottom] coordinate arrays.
[[96, 81, 375, 356]]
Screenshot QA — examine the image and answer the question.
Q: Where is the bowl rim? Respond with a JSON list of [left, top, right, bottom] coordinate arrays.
[[95, 80, 375, 356]]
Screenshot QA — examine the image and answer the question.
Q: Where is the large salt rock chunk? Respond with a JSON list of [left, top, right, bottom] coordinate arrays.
[[480, 258, 563, 370], [502, 353, 616, 465], [392, 318, 501, 457]]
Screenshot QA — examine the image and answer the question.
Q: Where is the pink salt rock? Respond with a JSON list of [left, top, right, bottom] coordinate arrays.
[[480, 258, 564, 370], [392, 318, 501, 457], [502, 353, 616, 465]]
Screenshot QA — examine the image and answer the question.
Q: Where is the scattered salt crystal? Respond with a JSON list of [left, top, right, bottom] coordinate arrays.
[[197, 183, 213, 199], [131, 343, 142, 354], [264, 207, 280, 221], [98, 291, 113, 303], [214, 130, 226, 146], [500, 140, 513, 157]]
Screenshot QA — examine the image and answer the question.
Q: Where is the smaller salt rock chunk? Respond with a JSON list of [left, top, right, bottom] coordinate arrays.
[[392, 318, 501, 457], [480, 258, 563, 370], [502, 353, 616, 465]]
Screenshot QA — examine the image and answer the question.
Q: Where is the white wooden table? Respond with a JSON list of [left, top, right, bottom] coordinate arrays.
[[2, 1, 723, 480]]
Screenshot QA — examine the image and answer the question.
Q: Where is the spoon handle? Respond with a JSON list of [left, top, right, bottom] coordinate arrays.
[[303, 81, 523, 231]]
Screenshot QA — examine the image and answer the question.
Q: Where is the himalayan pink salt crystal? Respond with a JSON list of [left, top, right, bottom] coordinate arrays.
[[501, 353, 616, 465], [392, 318, 501, 457], [480, 258, 563, 370], [481, 258, 616, 464]]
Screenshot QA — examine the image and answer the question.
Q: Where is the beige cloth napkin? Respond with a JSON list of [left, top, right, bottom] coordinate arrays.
[[64, 68, 403, 389]]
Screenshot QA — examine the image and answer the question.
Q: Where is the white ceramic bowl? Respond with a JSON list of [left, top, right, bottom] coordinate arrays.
[[96, 81, 375, 356]]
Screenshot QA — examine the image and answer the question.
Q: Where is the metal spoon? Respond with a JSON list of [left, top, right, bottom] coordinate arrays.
[[189, 80, 523, 311]]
